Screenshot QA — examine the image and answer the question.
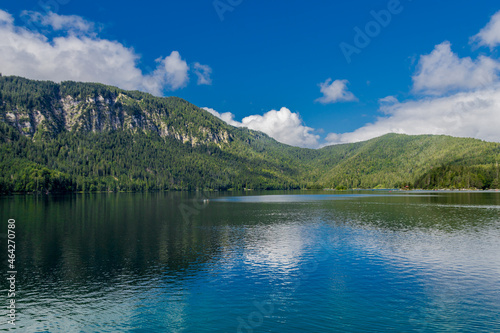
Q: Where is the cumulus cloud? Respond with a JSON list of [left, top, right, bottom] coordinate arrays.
[[241, 108, 320, 148], [193, 62, 212, 85], [412, 41, 500, 95], [315, 79, 358, 104], [21, 10, 95, 33], [162, 51, 189, 89], [472, 10, 500, 48], [324, 86, 500, 145], [144, 51, 189, 91], [0, 9, 206, 95], [0, 8, 14, 24], [202, 107, 241, 127], [203, 107, 320, 148]]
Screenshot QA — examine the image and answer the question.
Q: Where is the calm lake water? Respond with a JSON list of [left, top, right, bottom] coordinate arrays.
[[1, 191, 500, 332]]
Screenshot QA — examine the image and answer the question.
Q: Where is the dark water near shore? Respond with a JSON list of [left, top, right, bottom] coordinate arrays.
[[1, 191, 499, 332]]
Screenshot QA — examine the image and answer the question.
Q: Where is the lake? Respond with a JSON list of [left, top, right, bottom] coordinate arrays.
[[1, 191, 499, 332]]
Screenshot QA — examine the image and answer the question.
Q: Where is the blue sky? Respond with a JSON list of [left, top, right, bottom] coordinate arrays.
[[1, 0, 500, 147]]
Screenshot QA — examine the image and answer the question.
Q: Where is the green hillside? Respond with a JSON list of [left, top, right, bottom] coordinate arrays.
[[312, 134, 500, 189], [0, 76, 499, 193]]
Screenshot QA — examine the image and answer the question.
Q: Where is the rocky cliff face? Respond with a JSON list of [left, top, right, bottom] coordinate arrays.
[[0, 77, 233, 146]]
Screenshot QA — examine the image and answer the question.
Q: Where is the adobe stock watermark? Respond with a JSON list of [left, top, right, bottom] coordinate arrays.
[[5, 219, 17, 326], [213, 0, 243, 22], [340, 0, 414, 64], [178, 193, 211, 226]]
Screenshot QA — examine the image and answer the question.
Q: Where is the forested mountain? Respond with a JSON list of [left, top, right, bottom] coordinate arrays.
[[0, 75, 499, 193], [311, 134, 500, 190]]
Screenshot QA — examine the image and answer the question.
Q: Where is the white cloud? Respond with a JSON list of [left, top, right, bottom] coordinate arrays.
[[193, 62, 212, 85], [0, 9, 14, 25], [21, 10, 95, 33], [412, 41, 500, 95], [203, 107, 320, 148], [315, 79, 358, 104], [0, 9, 206, 95], [324, 86, 500, 145], [378, 95, 399, 113], [146, 51, 190, 91], [202, 107, 241, 127], [379, 95, 398, 104], [472, 10, 500, 48], [241, 108, 320, 148]]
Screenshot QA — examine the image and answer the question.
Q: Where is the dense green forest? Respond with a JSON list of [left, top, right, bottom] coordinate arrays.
[[1, 75, 499, 193]]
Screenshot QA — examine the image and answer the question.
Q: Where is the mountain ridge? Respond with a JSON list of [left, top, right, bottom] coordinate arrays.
[[0, 75, 236, 146], [1, 75, 499, 192]]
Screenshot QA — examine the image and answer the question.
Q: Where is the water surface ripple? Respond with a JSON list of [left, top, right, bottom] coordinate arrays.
[[0, 191, 499, 332]]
